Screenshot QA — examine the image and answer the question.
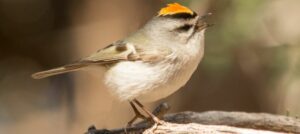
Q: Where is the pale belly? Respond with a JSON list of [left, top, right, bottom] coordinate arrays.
[[104, 56, 201, 102], [105, 30, 205, 102]]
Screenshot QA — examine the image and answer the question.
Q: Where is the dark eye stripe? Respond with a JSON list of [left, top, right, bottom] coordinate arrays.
[[176, 24, 193, 32]]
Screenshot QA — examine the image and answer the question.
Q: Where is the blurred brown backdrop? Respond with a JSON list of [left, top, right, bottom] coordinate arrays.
[[0, 0, 300, 134]]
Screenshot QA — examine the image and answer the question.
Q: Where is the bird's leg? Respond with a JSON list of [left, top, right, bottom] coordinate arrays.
[[127, 101, 147, 127], [133, 99, 164, 124]]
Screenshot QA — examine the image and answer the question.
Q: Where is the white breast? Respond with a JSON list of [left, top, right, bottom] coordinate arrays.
[[105, 31, 205, 102]]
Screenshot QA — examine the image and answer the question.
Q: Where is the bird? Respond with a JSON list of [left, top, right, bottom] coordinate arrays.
[[32, 3, 211, 125]]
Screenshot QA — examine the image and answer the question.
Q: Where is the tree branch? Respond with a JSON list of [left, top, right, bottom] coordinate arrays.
[[143, 122, 285, 134], [85, 111, 300, 134], [162, 111, 300, 133]]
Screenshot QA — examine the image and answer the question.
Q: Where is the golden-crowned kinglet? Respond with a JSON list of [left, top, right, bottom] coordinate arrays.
[[32, 3, 210, 124]]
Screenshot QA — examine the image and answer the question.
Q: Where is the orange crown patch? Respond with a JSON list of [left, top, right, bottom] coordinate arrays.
[[158, 3, 193, 16]]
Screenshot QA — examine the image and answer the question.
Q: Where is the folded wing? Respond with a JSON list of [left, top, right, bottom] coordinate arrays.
[[32, 41, 172, 79]]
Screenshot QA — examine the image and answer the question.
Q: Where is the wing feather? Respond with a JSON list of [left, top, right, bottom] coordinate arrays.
[[82, 41, 137, 63], [32, 41, 172, 79], [32, 41, 138, 79]]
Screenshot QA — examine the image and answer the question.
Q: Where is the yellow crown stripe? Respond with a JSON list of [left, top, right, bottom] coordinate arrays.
[[158, 3, 193, 16]]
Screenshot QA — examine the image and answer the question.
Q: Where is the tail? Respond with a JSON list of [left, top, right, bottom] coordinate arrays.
[[32, 63, 88, 79]]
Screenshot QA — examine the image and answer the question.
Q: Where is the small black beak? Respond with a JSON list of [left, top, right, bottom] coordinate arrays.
[[196, 13, 214, 30]]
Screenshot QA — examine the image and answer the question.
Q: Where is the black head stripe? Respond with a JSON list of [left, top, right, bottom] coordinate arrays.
[[176, 24, 193, 32], [161, 12, 197, 19]]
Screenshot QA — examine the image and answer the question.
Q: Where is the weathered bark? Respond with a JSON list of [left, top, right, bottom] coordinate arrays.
[[85, 111, 300, 134], [143, 122, 285, 134], [162, 111, 300, 133]]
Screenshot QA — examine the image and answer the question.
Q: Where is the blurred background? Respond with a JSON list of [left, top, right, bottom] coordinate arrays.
[[1, 0, 300, 133]]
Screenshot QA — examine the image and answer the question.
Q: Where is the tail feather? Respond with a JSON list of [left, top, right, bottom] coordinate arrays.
[[32, 63, 87, 79]]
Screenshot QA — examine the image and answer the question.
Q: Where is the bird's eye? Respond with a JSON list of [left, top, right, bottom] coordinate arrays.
[[176, 24, 193, 32]]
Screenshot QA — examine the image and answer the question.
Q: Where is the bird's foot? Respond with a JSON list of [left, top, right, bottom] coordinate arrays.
[[132, 99, 168, 125], [127, 100, 170, 127], [127, 101, 147, 127]]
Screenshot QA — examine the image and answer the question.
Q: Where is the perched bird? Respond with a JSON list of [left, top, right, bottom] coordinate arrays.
[[32, 3, 211, 125]]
